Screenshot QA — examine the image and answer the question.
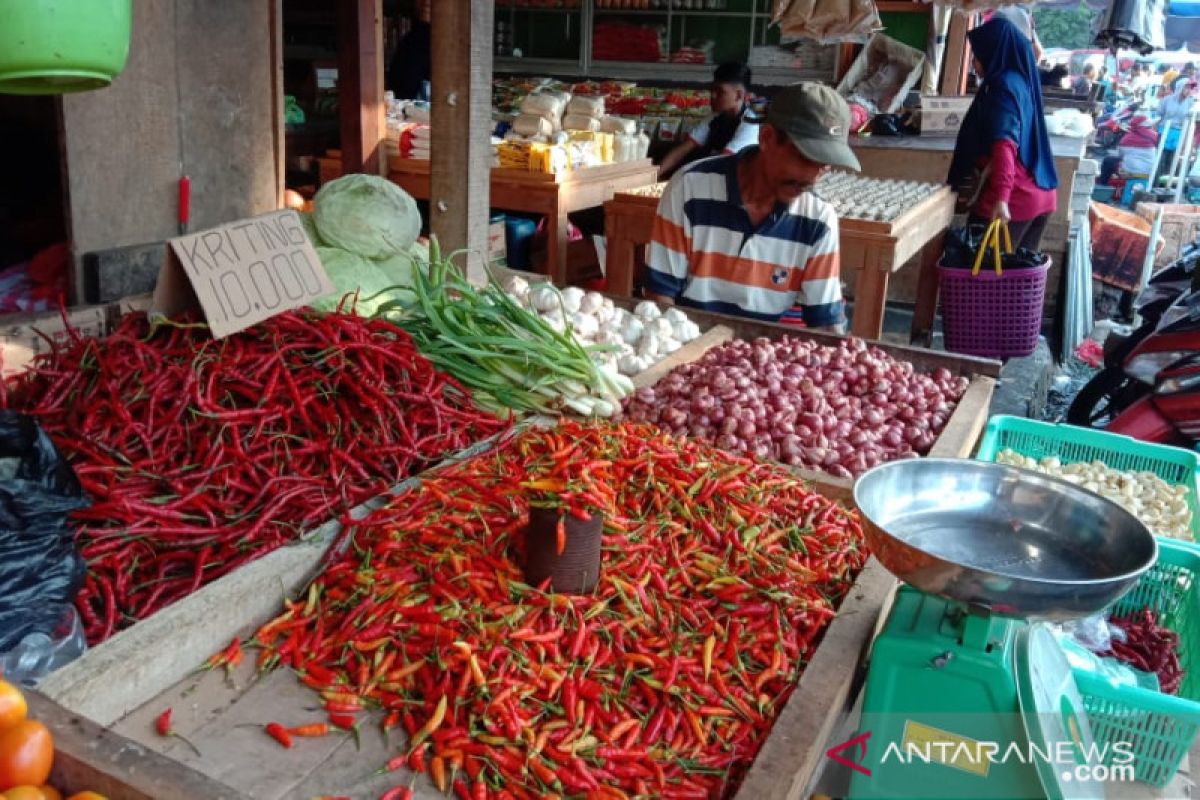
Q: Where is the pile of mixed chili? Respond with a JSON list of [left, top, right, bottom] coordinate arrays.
[[1, 310, 509, 643], [251, 420, 867, 799]]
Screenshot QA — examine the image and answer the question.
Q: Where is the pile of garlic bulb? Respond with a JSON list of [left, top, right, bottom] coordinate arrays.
[[995, 449, 1195, 542], [504, 277, 703, 376]]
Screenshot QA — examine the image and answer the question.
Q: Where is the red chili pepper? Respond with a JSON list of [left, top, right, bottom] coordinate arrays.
[[287, 722, 329, 737], [265, 722, 293, 748]]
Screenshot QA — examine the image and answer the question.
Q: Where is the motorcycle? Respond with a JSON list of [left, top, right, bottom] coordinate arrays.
[[1095, 101, 1141, 151], [1067, 243, 1200, 444]]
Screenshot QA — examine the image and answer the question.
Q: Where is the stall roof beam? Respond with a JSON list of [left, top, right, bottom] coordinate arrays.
[[431, 0, 494, 279], [337, 0, 385, 175]]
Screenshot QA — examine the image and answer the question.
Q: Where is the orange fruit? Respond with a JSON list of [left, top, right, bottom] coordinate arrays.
[[38, 788, 62, 800], [0, 721, 53, 791], [3, 787, 51, 800], [66, 794, 108, 800], [0, 682, 27, 732]]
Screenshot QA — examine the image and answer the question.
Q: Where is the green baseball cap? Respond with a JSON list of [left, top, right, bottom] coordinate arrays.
[[765, 82, 861, 172]]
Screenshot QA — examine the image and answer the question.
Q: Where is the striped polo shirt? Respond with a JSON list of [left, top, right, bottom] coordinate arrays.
[[646, 149, 844, 327]]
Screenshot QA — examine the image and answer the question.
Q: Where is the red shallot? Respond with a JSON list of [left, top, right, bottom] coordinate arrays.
[[623, 336, 969, 476]]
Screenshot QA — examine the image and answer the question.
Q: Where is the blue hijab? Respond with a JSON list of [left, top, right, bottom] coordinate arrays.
[[947, 18, 1058, 192]]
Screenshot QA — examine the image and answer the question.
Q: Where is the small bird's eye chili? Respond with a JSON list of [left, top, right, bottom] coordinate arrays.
[[248, 420, 866, 798]]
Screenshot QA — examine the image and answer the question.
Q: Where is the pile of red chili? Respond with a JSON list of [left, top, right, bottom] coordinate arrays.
[[1107, 609, 1185, 695], [1, 310, 508, 643], [252, 420, 867, 799]]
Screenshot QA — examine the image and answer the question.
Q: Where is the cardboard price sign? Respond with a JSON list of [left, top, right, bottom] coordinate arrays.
[[151, 210, 334, 338]]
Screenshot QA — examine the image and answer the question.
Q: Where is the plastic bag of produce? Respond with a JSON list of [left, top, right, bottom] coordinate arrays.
[[601, 115, 638, 135], [562, 113, 602, 133], [313, 174, 421, 260], [0, 412, 88, 662], [566, 95, 605, 119], [513, 113, 556, 138]]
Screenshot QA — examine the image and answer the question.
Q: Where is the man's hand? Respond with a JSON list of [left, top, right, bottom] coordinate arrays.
[[992, 200, 1012, 224]]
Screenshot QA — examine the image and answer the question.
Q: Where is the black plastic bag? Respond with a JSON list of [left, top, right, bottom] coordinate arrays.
[[943, 223, 1047, 271], [0, 412, 88, 653]]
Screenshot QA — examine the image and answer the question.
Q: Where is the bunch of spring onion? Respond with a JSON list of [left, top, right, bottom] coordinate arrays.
[[372, 240, 633, 417]]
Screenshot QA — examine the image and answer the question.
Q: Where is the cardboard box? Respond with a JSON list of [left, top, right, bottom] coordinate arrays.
[[1135, 202, 1200, 268], [920, 96, 973, 136], [836, 33, 926, 115], [488, 219, 506, 265], [0, 305, 111, 377]]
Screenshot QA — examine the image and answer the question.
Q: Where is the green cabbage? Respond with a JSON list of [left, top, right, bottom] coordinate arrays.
[[312, 245, 422, 316], [297, 211, 323, 247], [313, 174, 421, 260]]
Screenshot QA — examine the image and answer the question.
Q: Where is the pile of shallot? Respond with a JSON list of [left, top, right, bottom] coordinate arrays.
[[623, 336, 969, 477]]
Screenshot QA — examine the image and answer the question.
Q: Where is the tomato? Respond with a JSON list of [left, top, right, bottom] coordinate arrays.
[[65, 794, 107, 800], [0, 682, 27, 732], [36, 789, 61, 800], [0, 721, 53, 791]]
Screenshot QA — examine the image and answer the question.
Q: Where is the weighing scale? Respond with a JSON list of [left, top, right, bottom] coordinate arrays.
[[846, 458, 1158, 800]]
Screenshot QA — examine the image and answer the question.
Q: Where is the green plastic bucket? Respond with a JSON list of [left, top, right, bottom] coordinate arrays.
[[0, 0, 132, 95]]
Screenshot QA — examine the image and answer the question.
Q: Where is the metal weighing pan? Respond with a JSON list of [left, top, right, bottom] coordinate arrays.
[[853, 458, 1158, 620]]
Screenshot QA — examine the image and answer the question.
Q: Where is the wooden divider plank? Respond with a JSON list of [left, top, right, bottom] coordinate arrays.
[[631, 324, 734, 389], [928, 376, 996, 458], [110, 651, 263, 753], [38, 531, 337, 727], [28, 691, 246, 800], [147, 669, 353, 800]]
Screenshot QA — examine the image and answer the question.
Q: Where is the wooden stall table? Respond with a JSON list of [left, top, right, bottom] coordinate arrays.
[[385, 156, 659, 285], [604, 179, 956, 341]]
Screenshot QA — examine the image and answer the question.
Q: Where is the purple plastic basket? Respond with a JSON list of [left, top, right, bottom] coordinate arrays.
[[937, 257, 1051, 359]]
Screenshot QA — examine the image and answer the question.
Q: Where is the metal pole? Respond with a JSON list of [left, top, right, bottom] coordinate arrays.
[[1146, 123, 1170, 191], [1133, 208, 1163, 329], [1173, 109, 1198, 203]]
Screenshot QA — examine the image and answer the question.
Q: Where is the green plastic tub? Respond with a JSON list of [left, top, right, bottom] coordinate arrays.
[[0, 0, 132, 95], [975, 415, 1200, 541], [1074, 539, 1200, 787]]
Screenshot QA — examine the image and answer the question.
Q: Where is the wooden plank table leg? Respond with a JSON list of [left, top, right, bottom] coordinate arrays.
[[851, 267, 890, 340], [910, 231, 945, 347], [549, 207, 570, 285], [605, 218, 637, 297]]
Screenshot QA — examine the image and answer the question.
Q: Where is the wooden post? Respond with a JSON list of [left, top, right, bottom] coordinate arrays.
[[939, 10, 972, 96], [337, 0, 384, 175], [431, 0, 494, 280]]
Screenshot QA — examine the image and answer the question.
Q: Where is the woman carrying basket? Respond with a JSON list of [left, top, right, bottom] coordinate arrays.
[[947, 17, 1058, 252]]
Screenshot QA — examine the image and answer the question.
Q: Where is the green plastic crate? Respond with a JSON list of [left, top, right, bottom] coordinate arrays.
[[975, 415, 1200, 541], [1073, 540, 1200, 787]]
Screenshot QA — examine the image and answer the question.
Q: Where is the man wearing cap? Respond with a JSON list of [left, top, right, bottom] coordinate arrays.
[[645, 82, 856, 334]]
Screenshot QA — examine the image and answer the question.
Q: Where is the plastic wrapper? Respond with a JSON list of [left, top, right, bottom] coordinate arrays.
[[566, 95, 605, 119], [562, 113, 602, 133], [601, 115, 638, 136], [513, 113, 556, 138], [0, 412, 88, 657], [0, 604, 85, 687], [773, 0, 882, 45]]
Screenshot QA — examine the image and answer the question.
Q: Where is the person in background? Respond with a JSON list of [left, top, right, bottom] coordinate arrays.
[[646, 82, 858, 333], [988, 5, 1043, 63], [1173, 63, 1197, 93], [1118, 115, 1160, 177], [386, 0, 431, 101], [1158, 80, 1198, 172], [948, 17, 1058, 252], [1161, 64, 1180, 97], [1073, 63, 1096, 97], [657, 63, 759, 180]]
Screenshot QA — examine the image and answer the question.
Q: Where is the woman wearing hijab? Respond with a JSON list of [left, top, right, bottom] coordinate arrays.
[[948, 17, 1058, 252]]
